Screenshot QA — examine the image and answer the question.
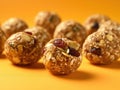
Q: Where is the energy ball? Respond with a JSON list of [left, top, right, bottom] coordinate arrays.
[[54, 20, 87, 46], [4, 32, 41, 65], [0, 28, 7, 55], [82, 29, 120, 65], [1, 18, 28, 38], [84, 14, 110, 35], [35, 11, 61, 36], [24, 27, 51, 56], [42, 38, 82, 75]]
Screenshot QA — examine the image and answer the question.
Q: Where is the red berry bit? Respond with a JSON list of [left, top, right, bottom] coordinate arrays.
[[53, 39, 67, 49], [90, 47, 101, 56], [68, 47, 80, 57], [91, 22, 99, 30]]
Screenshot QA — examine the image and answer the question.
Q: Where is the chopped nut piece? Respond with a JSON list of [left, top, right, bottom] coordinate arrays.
[[106, 34, 113, 41]]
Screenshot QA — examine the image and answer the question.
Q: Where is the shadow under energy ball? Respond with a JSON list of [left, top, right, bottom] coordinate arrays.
[[42, 38, 82, 75], [1, 18, 28, 38], [35, 11, 61, 36], [4, 32, 41, 65], [54, 20, 87, 46]]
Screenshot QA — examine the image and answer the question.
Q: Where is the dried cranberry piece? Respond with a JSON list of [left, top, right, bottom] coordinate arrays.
[[68, 47, 80, 57], [91, 22, 99, 30], [90, 47, 101, 56], [24, 31, 32, 35], [49, 15, 55, 22], [53, 39, 67, 49]]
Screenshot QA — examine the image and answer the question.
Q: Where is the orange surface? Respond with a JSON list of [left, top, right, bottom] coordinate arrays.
[[0, 0, 120, 90]]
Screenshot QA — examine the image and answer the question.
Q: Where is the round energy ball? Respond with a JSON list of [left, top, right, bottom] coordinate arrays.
[[35, 11, 61, 36], [42, 38, 82, 75], [0, 28, 7, 55], [84, 14, 110, 35], [54, 20, 87, 46], [82, 29, 120, 65], [4, 32, 41, 65], [24, 26, 51, 56], [1, 18, 28, 38]]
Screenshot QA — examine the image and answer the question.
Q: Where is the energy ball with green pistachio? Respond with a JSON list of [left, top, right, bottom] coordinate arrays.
[[42, 38, 82, 75], [4, 32, 41, 65], [35, 11, 61, 36], [1, 18, 28, 38], [82, 29, 120, 65], [0, 28, 7, 55], [54, 20, 87, 46], [24, 26, 51, 56], [84, 14, 110, 35]]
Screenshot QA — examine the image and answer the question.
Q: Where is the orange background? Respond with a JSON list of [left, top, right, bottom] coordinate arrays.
[[0, 0, 120, 90], [0, 0, 120, 25]]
